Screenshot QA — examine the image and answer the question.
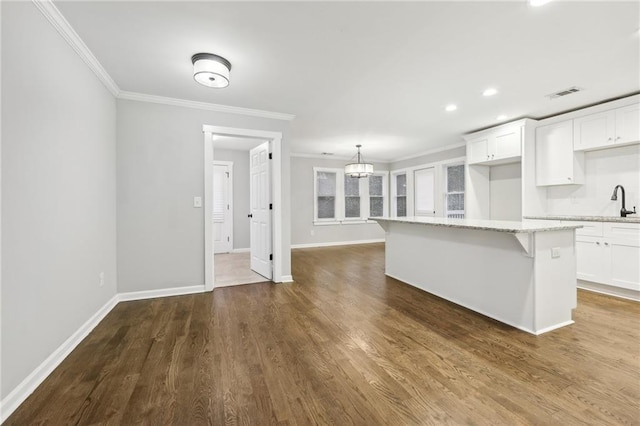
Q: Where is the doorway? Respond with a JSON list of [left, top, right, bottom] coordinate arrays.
[[213, 161, 233, 254], [203, 125, 285, 291]]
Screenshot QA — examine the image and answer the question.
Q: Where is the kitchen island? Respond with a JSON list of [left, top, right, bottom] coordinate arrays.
[[373, 217, 582, 335]]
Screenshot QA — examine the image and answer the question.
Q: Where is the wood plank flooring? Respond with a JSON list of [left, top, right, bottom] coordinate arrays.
[[6, 243, 640, 425]]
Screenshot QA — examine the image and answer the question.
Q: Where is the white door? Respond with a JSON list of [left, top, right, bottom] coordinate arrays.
[[249, 142, 272, 279], [213, 163, 232, 254], [414, 167, 435, 216]]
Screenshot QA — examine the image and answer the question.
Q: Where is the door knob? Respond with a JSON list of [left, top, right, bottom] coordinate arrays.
[[248, 214, 253, 218]]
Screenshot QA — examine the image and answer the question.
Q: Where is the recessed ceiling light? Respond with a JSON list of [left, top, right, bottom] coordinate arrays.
[[483, 88, 498, 97], [445, 104, 457, 112], [529, 0, 552, 6], [496, 114, 507, 121]]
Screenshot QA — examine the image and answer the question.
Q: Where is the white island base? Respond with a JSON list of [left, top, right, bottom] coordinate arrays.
[[375, 218, 581, 335]]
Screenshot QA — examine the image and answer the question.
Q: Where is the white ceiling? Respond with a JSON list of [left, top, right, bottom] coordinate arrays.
[[55, 1, 640, 162]]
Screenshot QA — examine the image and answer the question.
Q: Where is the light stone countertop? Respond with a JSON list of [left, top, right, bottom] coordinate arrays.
[[371, 217, 582, 233], [524, 215, 640, 224]]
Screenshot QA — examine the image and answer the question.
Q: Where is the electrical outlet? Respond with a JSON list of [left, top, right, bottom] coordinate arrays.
[[551, 248, 561, 258], [99, 272, 105, 287], [193, 196, 202, 208], [310, 229, 315, 236]]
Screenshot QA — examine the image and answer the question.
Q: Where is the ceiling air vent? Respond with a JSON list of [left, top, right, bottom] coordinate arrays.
[[547, 86, 584, 99]]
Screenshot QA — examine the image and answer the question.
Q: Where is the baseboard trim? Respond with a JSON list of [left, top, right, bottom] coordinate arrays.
[[118, 285, 207, 302], [0, 284, 207, 422], [291, 238, 385, 249], [0, 294, 119, 423], [577, 280, 640, 302], [279, 275, 294, 283], [230, 248, 250, 253]]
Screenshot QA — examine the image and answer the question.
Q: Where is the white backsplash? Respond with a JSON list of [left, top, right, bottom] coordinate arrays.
[[546, 144, 640, 217]]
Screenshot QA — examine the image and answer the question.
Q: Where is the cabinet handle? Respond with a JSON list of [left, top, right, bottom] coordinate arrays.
[[604, 242, 609, 246], [615, 136, 621, 140], [491, 154, 495, 159], [486, 155, 490, 160], [567, 177, 572, 181], [596, 241, 600, 245], [608, 137, 612, 141]]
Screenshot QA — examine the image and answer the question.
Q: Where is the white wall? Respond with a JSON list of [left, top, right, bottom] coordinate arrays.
[[290, 156, 388, 246], [390, 145, 465, 170], [116, 99, 291, 292], [1, 1, 117, 399], [490, 163, 522, 221], [213, 149, 250, 250], [546, 144, 640, 216]]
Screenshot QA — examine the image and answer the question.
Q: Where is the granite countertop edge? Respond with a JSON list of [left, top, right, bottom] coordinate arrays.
[[371, 217, 582, 233], [524, 215, 640, 224]]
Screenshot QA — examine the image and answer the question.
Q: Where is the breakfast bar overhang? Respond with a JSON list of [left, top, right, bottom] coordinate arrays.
[[373, 217, 583, 335]]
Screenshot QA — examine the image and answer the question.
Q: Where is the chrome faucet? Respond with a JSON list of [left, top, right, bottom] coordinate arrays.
[[611, 185, 636, 217]]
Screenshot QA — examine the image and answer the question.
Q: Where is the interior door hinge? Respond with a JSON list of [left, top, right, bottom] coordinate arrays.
[[269, 203, 273, 210], [269, 254, 273, 261], [227, 236, 230, 242], [269, 153, 273, 160]]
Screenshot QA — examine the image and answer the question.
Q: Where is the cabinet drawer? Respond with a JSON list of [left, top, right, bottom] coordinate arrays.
[[572, 221, 603, 237], [604, 222, 640, 243]]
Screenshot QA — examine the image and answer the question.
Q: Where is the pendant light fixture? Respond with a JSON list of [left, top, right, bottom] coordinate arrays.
[[191, 53, 232, 88], [345, 145, 374, 178]]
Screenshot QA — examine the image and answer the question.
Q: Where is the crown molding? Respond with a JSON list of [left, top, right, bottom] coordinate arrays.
[[118, 91, 296, 121], [290, 152, 390, 163], [32, 0, 120, 97], [389, 142, 467, 163]]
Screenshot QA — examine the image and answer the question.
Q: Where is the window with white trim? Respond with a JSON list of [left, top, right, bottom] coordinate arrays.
[[445, 164, 465, 218], [414, 167, 435, 216], [393, 172, 407, 217], [316, 170, 337, 220], [314, 168, 388, 224]]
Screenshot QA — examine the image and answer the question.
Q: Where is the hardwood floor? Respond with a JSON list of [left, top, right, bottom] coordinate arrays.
[[6, 243, 640, 425], [214, 252, 269, 287]]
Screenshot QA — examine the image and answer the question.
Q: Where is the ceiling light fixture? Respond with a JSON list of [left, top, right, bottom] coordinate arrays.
[[483, 88, 498, 97], [529, 0, 552, 7], [191, 53, 232, 88], [445, 104, 457, 112], [345, 145, 373, 178]]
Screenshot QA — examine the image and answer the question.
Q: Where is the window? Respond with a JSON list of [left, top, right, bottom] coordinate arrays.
[[316, 171, 337, 220], [394, 173, 407, 217], [314, 168, 388, 224], [344, 175, 361, 219], [445, 164, 465, 218], [414, 167, 435, 216], [369, 175, 384, 217]]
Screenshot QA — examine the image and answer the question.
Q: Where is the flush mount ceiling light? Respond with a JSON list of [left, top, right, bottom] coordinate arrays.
[[483, 88, 498, 97], [445, 104, 457, 112], [345, 145, 373, 178], [191, 53, 231, 88], [529, 0, 552, 6], [496, 114, 508, 121]]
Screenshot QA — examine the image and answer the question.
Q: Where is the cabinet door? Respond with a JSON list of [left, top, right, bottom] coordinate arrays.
[[536, 120, 577, 186], [467, 137, 489, 164], [492, 125, 522, 160], [573, 111, 615, 151], [614, 103, 640, 145], [608, 240, 640, 291], [576, 237, 605, 283]]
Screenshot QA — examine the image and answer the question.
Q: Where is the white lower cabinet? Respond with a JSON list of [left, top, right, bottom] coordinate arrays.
[[575, 222, 640, 291]]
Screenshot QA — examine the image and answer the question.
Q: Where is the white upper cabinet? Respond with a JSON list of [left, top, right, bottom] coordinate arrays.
[[614, 103, 640, 145], [574, 103, 640, 151], [466, 123, 522, 165], [536, 120, 584, 186]]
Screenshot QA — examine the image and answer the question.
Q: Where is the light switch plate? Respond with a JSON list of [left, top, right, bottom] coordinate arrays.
[[193, 196, 202, 208], [551, 247, 561, 258]]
